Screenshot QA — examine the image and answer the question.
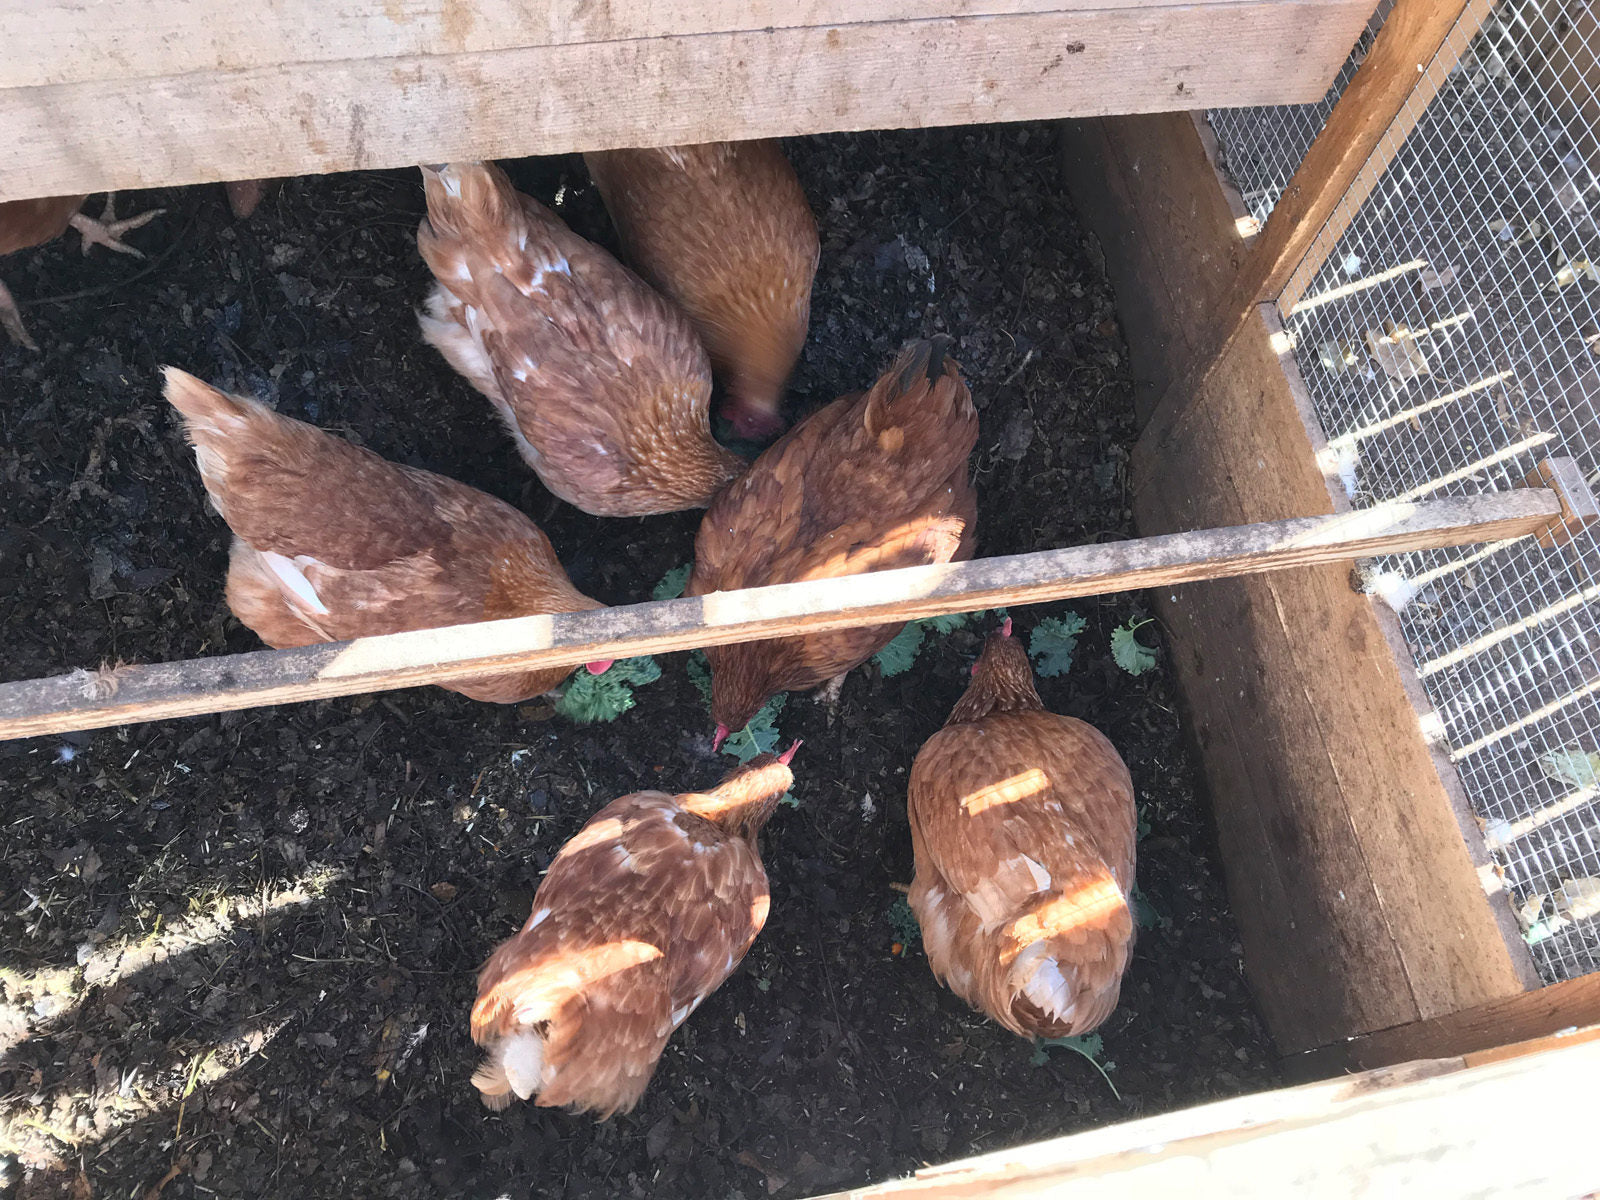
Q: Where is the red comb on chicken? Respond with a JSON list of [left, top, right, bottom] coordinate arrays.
[[584, 141, 819, 440], [163, 367, 608, 702], [415, 161, 745, 516], [908, 621, 1136, 1039], [470, 750, 796, 1117], [687, 337, 978, 733]]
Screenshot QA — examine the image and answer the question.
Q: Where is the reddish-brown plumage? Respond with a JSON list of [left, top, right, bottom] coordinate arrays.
[[415, 161, 746, 517], [907, 625, 1136, 1039], [686, 338, 978, 732], [584, 140, 819, 439], [0, 196, 86, 256], [163, 368, 604, 703], [470, 752, 795, 1117]]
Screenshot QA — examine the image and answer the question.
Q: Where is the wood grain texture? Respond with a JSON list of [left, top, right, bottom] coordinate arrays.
[[0, 1, 1375, 201], [1292, 974, 1600, 1074], [1058, 112, 1253, 420], [802, 1039, 1600, 1198], [0, 0, 1269, 89], [0, 491, 1558, 742]]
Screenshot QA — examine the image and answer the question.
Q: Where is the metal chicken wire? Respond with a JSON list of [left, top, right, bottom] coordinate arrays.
[[1208, 0, 1600, 984]]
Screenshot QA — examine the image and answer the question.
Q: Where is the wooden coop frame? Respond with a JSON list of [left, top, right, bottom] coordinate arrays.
[[5, 0, 1600, 1193]]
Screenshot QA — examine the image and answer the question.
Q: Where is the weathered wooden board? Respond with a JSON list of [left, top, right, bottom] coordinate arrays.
[[1289, 971, 1600, 1075], [0, 0, 1377, 201], [804, 1038, 1600, 1199], [0, 491, 1557, 742], [1059, 112, 1254, 419]]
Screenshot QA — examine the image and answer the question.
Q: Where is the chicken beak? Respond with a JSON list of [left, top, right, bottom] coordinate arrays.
[[778, 739, 803, 765], [712, 724, 731, 752], [584, 659, 615, 675]]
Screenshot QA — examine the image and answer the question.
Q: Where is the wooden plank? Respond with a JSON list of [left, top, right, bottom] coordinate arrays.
[[0, 1, 1377, 201], [1132, 308, 1539, 1051], [0, 0, 1272, 90], [1298, 973, 1600, 1073], [802, 1039, 1600, 1198], [0, 491, 1560, 742], [1058, 111, 1254, 420], [1138, 0, 1475, 456], [1278, 0, 1495, 312]]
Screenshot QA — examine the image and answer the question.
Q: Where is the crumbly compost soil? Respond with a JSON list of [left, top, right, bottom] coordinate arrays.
[[0, 124, 1277, 1199]]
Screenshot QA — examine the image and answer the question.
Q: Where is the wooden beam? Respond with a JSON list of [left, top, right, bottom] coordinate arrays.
[[803, 1038, 1600, 1198], [1277, 0, 1496, 313], [1291, 973, 1600, 1075], [0, 490, 1564, 742], [0, 0, 1274, 90], [0, 1, 1376, 201], [1138, 0, 1474, 449]]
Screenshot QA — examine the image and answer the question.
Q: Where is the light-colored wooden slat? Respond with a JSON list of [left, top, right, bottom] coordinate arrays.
[[1277, 0, 1495, 313], [1137, 0, 1474, 458], [0, 0, 1272, 90], [0, 490, 1563, 742], [0, 1, 1375, 202], [802, 1038, 1600, 1198], [1291, 972, 1600, 1074]]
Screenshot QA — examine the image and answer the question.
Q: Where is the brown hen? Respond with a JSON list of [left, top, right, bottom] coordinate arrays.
[[163, 368, 610, 703], [470, 746, 798, 1117], [687, 337, 977, 744], [1, 194, 163, 349], [415, 161, 745, 516], [908, 620, 1136, 1039], [584, 140, 819, 439]]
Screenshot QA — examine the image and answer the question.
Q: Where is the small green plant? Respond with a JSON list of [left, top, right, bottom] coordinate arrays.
[[1029, 613, 1088, 677], [554, 656, 662, 723], [1110, 618, 1158, 676], [872, 608, 1008, 677], [686, 650, 713, 703], [721, 693, 787, 763], [653, 563, 692, 602], [1129, 885, 1168, 931], [1029, 1033, 1121, 1099], [887, 895, 922, 953]]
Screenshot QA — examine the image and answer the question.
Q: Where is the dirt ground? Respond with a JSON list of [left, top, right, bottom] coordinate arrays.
[[0, 125, 1277, 1199]]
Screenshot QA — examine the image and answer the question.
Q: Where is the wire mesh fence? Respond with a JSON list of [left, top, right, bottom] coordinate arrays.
[[1207, 0, 1600, 984]]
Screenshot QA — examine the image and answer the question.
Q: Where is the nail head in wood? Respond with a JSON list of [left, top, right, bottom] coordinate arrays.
[[1519, 456, 1599, 548]]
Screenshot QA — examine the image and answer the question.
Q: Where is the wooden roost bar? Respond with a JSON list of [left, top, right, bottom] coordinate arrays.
[[4, 0, 1600, 1193]]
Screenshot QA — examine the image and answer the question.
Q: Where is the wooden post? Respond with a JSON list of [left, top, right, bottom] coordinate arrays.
[[0, 489, 1565, 741]]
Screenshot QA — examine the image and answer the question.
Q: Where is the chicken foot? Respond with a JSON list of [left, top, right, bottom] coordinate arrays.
[[70, 194, 164, 258], [0, 278, 37, 350], [813, 671, 849, 725]]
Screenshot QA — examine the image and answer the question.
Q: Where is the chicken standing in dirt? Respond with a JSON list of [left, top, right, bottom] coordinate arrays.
[[415, 161, 746, 516], [907, 619, 1136, 1038], [471, 746, 799, 1117], [584, 140, 819, 439], [0, 194, 163, 349], [687, 337, 977, 746], [163, 368, 612, 702]]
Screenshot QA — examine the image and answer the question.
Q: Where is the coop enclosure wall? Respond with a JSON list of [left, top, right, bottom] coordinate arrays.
[[1065, 0, 1600, 1058], [1206, 0, 1600, 987]]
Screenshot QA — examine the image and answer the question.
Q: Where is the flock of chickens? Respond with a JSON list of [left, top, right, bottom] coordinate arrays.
[[3, 141, 1138, 1121]]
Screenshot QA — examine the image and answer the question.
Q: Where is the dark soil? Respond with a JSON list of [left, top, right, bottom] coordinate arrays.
[[0, 124, 1276, 1199]]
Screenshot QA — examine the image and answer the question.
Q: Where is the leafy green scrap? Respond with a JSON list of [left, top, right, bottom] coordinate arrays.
[[1110, 618, 1158, 676], [1029, 613, 1087, 677], [554, 656, 662, 723], [1029, 1033, 1121, 1099], [887, 895, 922, 952], [1541, 748, 1600, 789], [872, 608, 1009, 677], [652, 563, 692, 602]]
